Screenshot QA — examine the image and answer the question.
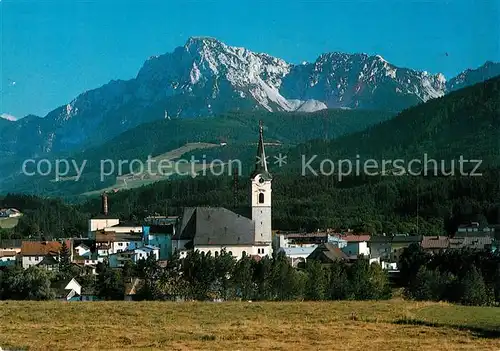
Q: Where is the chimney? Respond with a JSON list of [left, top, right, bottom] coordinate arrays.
[[101, 192, 109, 216]]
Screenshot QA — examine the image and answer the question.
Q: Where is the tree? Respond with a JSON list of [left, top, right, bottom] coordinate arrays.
[[253, 256, 273, 300], [213, 249, 236, 300], [159, 250, 187, 300], [494, 264, 500, 303], [305, 260, 327, 300], [122, 260, 137, 282], [347, 258, 374, 300], [369, 262, 392, 300], [459, 266, 491, 306], [136, 255, 162, 300], [0, 266, 55, 301], [96, 267, 124, 300], [328, 261, 349, 300], [399, 243, 429, 286], [58, 241, 72, 277], [232, 253, 255, 300], [406, 266, 454, 301], [271, 251, 304, 301]]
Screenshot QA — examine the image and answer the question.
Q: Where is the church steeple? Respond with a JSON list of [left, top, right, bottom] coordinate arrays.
[[252, 120, 271, 179], [250, 120, 273, 251]]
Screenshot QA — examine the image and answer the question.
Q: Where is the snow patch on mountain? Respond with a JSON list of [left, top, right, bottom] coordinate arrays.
[[296, 99, 328, 112], [0, 113, 17, 121]]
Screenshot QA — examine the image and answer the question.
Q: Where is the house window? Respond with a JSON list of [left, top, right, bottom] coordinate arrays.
[[118, 243, 123, 246], [35, 256, 39, 261], [257, 248, 261, 254], [259, 193, 264, 204]]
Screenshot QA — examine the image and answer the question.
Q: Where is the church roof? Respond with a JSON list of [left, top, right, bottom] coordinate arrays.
[[174, 207, 255, 246]]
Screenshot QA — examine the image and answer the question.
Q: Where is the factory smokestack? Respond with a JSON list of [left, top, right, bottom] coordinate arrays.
[[101, 192, 109, 216]]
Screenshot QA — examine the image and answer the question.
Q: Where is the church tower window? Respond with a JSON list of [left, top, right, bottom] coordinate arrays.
[[259, 193, 265, 203]]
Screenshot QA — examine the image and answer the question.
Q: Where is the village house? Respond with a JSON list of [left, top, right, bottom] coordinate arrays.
[[0, 239, 21, 267], [108, 245, 160, 268], [340, 234, 371, 259], [143, 220, 177, 260], [124, 278, 143, 301], [20, 240, 71, 269], [37, 255, 60, 271], [368, 234, 421, 269], [455, 222, 495, 238], [306, 243, 349, 264], [422, 235, 494, 252], [421, 236, 449, 253], [0, 239, 22, 253], [274, 229, 341, 249], [277, 246, 316, 267], [74, 243, 91, 258], [51, 278, 82, 301], [94, 231, 143, 262], [0, 250, 17, 267], [0, 208, 21, 218]]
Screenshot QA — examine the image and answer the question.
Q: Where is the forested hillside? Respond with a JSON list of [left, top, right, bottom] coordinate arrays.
[[0, 108, 391, 196], [289, 76, 500, 169]]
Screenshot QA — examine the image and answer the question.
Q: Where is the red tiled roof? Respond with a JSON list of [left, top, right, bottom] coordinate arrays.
[[21, 240, 70, 256], [421, 236, 449, 249], [0, 250, 17, 257], [341, 235, 371, 242], [95, 231, 142, 243], [285, 232, 328, 238]]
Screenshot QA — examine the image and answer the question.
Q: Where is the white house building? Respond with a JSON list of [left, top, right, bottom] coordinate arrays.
[[52, 278, 82, 301], [20, 240, 71, 269], [341, 235, 371, 259], [171, 122, 274, 260], [277, 246, 316, 267], [108, 245, 160, 268], [0, 251, 17, 267], [74, 243, 91, 258], [0, 208, 21, 218], [95, 231, 143, 255]]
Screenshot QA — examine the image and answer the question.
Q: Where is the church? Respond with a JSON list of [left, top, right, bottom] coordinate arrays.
[[171, 122, 273, 259]]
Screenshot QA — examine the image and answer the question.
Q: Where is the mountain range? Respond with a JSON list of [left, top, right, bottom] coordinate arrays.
[[1, 37, 499, 161]]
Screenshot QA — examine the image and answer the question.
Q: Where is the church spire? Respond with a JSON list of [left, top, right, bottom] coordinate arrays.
[[256, 120, 268, 172], [252, 120, 271, 178]]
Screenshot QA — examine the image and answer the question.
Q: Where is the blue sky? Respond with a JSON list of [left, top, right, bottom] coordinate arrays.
[[1, 0, 499, 119]]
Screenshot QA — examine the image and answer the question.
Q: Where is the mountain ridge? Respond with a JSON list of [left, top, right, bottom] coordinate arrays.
[[1, 37, 498, 161]]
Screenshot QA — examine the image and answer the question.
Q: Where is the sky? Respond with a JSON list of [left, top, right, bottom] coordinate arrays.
[[1, 0, 499, 119]]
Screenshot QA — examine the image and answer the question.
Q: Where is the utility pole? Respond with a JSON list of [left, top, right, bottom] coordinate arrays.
[[233, 167, 238, 209]]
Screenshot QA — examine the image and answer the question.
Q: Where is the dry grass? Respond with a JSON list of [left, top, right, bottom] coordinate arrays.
[[1, 299, 499, 350]]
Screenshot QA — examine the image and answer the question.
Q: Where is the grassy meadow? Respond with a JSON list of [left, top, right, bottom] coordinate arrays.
[[0, 299, 499, 350], [0, 216, 20, 229]]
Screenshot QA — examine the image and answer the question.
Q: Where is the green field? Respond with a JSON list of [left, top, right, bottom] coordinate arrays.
[[83, 142, 219, 196], [0, 216, 20, 229], [0, 300, 499, 350]]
